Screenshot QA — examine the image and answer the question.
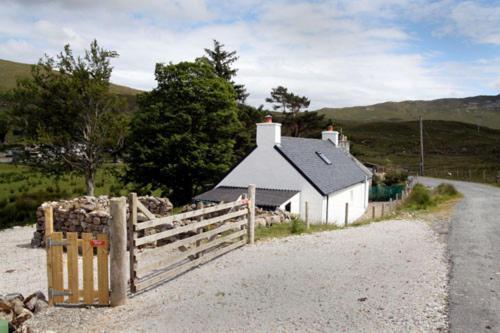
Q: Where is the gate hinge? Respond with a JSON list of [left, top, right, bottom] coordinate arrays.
[[48, 288, 71, 298], [46, 238, 68, 247]]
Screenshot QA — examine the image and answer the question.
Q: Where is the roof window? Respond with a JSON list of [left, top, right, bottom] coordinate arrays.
[[316, 151, 332, 165]]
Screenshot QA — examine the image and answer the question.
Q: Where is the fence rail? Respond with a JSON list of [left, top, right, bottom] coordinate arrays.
[[129, 185, 255, 293]]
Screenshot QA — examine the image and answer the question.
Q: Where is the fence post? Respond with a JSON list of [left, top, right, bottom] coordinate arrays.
[[372, 205, 375, 219], [128, 193, 137, 294], [44, 205, 54, 306], [344, 202, 349, 227], [247, 184, 256, 245], [305, 201, 309, 229], [382, 203, 385, 217], [110, 197, 127, 307]]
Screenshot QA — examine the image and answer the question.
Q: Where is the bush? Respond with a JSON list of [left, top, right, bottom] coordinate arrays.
[[406, 183, 433, 210], [434, 183, 458, 197], [290, 218, 306, 234], [383, 170, 409, 186]]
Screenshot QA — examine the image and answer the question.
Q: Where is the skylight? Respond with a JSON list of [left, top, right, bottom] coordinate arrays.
[[316, 151, 332, 165]]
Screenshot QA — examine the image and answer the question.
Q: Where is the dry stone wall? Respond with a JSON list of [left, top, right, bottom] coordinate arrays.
[[31, 195, 173, 247]]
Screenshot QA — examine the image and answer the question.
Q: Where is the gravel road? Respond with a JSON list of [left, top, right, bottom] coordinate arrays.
[[418, 177, 500, 333], [2, 219, 448, 332]]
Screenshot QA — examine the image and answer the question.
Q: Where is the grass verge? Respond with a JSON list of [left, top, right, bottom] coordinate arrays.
[[255, 182, 462, 242]]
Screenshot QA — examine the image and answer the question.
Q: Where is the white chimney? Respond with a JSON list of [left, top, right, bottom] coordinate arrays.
[[322, 125, 339, 146], [256, 115, 281, 147]]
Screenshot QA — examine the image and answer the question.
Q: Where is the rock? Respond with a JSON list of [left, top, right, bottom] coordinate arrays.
[[23, 292, 46, 313], [12, 308, 33, 327]]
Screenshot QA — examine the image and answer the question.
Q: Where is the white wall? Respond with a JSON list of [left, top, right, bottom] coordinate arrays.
[[326, 179, 370, 226], [278, 192, 300, 214], [217, 146, 325, 223]]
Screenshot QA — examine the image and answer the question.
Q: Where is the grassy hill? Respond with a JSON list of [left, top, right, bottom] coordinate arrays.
[[0, 58, 142, 95], [340, 120, 500, 180], [318, 95, 500, 130]]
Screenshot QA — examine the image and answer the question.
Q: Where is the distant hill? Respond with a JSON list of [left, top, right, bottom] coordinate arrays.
[[0, 58, 142, 95], [317, 95, 500, 129]]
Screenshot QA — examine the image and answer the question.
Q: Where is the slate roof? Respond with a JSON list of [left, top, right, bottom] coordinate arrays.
[[275, 137, 372, 195], [194, 186, 299, 208]]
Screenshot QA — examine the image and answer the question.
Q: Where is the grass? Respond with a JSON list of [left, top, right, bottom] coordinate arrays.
[[0, 58, 141, 95], [338, 120, 500, 183], [255, 218, 340, 241], [255, 182, 462, 242], [317, 94, 500, 130], [0, 163, 127, 230]]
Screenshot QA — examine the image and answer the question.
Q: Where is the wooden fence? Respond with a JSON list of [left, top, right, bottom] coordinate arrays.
[[44, 206, 110, 306], [128, 185, 256, 293]]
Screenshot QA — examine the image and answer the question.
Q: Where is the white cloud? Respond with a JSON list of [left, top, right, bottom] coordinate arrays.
[[451, 1, 500, 45], [0, 0, 498, 109]]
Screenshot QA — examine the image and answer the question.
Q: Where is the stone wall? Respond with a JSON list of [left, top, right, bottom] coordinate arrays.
[[31, 195, 173, 247], [31, 196, 295, 248]]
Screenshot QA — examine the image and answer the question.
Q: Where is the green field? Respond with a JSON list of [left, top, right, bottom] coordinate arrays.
[[0, 58, 142, 95], [318, 94, 500, 130], [341, 120, 500, 181], [0, 163, 127, 230]]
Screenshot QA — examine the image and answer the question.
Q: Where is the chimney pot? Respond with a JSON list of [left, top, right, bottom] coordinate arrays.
[[265, 115, 273, 123]]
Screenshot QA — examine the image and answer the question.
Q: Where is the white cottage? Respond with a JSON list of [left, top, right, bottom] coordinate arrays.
[[195, 116, 372, 225]]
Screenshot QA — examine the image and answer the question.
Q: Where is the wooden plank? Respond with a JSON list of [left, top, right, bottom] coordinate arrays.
[[51, 232, 64, 304], [135, 209, 248, 246], [135, 219, 247, 262], [135, 239, 246, 291], [138, 229, 247, 276], [128, 193, 138, 293], [82, 233, 94, 305], [97, 234, 109, 305], [44, 206, 54, 306], [66, 232, 79, 304], [136, 200, 156, 220], [135, 200, 247, 231]]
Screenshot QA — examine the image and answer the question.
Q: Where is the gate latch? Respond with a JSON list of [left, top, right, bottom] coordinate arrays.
[[46, 238, 68, 247]]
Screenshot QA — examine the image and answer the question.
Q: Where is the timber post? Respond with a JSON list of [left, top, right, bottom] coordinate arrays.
[[128, 193, 138, 294], [372, 205, 375, 219], [110, 197, 127, 307], [44, 205, 54, 306], [305, 201, 309, 229], [247, 184, 256, 245], [344, 202, 348, 227]]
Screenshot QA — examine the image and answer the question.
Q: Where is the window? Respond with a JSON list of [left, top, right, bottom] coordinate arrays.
[[315, 151, 332, 165], [285, 202, 291, 212]]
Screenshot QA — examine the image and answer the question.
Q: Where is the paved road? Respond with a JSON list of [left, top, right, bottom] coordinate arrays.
[[419, 177, 500, 332]]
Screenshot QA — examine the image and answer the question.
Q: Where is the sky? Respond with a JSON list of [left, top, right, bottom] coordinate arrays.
[[1, 0, 500, 109]]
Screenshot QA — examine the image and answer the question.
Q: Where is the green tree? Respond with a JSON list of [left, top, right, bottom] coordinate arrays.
[[9, 40, 127, 195], [124, 59, 240, 205], [204, 39, 248, 103], [0, 111, 8, 143], [266, 86, 314, 137]]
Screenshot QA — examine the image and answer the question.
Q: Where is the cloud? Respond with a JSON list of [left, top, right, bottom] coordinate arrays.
[[0, 0, 498, 109], [450, 1, 500, 45]]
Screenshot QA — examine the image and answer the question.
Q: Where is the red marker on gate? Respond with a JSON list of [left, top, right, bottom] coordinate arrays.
[[90, 239, 106, 247]]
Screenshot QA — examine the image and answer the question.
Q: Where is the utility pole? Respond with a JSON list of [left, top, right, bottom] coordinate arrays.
[[419, 116, 424, 176]]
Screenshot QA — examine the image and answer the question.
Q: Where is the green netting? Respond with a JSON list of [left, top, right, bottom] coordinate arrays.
[[369, 184, 405, 202]]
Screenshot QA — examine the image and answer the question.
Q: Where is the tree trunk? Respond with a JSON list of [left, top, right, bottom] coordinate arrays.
[[85, 172, 95, 196]]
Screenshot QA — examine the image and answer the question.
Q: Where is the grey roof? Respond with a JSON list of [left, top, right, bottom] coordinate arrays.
[[275, 137, 372, 195], [194, 186, 299, 208]]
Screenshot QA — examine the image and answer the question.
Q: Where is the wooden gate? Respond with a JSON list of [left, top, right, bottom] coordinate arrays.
[[44, 207, 110, 306], [128, 186, 255, 292]]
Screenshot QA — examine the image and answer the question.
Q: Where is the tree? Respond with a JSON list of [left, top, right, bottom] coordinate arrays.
[[0, 111, 8, 143], [124, 59, 240, 205], [203, 39, 248, 103], [266, 85, 310, 116], [266, 86, 312, 136], [281, 111, 329, 138], [9, 40, 127, 195]]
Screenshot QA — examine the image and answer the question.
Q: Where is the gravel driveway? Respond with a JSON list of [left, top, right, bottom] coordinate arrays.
[[2, 219, 448, 332], [419, 177, 500, 333]]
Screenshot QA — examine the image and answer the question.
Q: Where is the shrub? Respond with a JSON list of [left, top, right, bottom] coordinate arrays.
[[383, 170, 409, 186], [434, 183, 458, 197], [290, 218, 306, 234], [406, 183, 433, 210]]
